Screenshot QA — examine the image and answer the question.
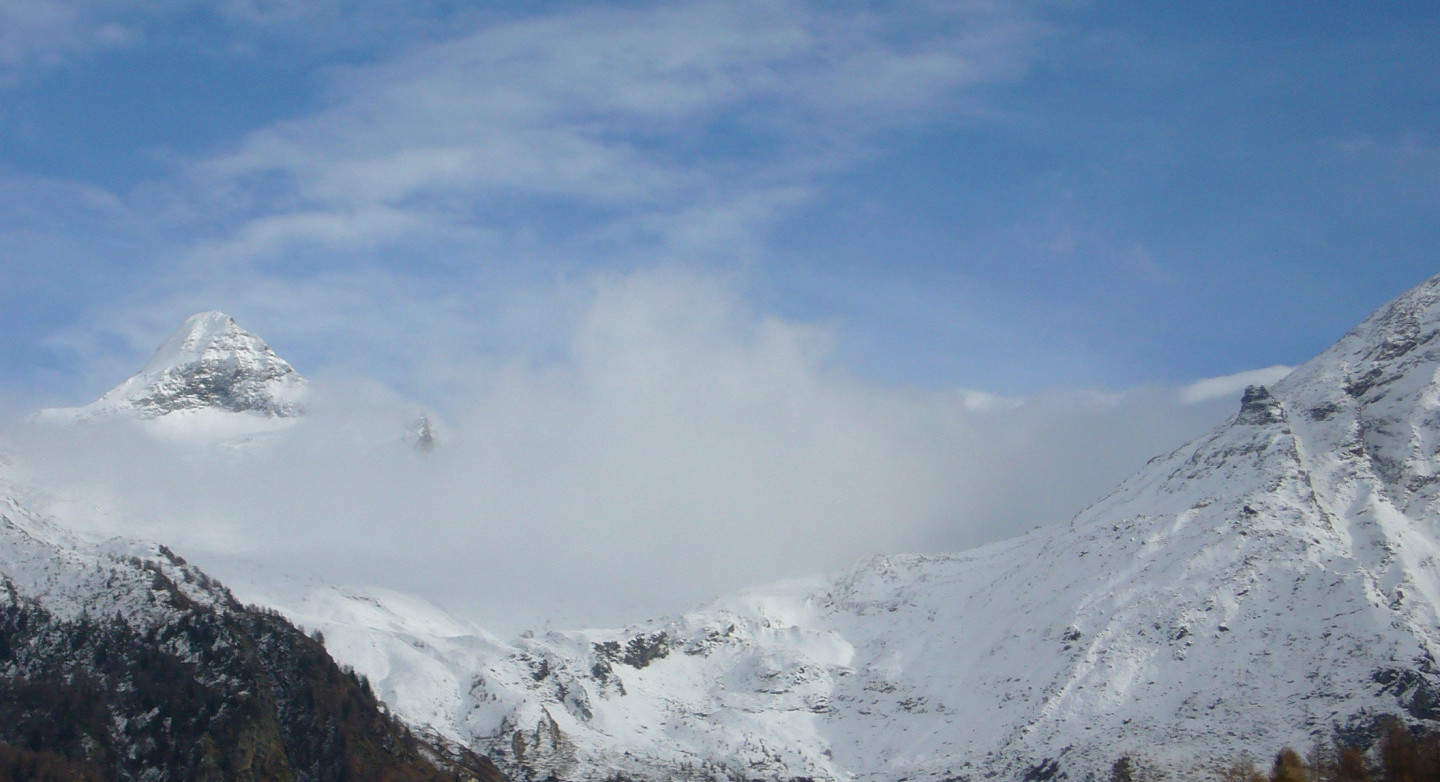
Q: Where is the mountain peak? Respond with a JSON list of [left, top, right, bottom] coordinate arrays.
[[65, 312, 306, 420], [140, 310, 245, 372]]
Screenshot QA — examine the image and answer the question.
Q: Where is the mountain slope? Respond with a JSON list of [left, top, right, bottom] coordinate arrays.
[[16, 277, 1440, 780], [271, 274, 1440, 781], [0, 492, 504, 782]]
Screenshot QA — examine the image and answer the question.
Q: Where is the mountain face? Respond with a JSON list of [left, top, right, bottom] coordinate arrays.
[[0, 490, 503, 782], [262, 275, 1440, 781], [51, 311, 306, 422]]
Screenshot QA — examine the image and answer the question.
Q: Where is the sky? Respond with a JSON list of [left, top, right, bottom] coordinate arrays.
[[0, 1, 1438, 632]]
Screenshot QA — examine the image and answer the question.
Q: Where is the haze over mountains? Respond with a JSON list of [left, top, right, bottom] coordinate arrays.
[[5, 286, 1286, 635], [5, 274, 1440, 780], [241, 272, 1440, 781]]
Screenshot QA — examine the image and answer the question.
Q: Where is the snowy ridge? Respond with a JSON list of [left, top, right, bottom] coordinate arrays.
[[41, 311, 306, 423], [0, 475, 508, 782], [0, 488, 234, 626], [259, 275, 1440, 781], [212, 562, 512, 741]]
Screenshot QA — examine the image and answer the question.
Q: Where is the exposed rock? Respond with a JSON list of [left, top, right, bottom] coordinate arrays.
[[412, 414, 437, 453], [1236, 384, 1285, 425], [45, 312, 306, 422]]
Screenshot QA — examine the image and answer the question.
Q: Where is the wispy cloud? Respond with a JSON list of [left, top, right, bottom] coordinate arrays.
[[0, 0, 139, 83], [0, 0, 476, 85], [2, 0, 1056, 401], [1177, 365, 1293, 405], [183, 0, 1049, 264]]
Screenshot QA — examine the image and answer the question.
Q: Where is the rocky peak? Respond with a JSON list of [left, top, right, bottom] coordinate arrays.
[[86, 311, 306, 419], [1350, 274, 1440, 366], [410, 414, 437, 453]]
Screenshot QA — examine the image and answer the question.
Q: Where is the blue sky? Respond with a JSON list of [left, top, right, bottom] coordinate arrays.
[[1, 0, 1437, 404]]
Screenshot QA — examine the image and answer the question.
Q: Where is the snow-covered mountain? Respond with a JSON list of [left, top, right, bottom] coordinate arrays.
[[0, 310, 505, 776], [262, 274, 1440, 781], [47, 311, 307, 421], [11, 276, 1440, 781], [32, 310, 447, 454], [33, 311, 308, 446], [0, 480, 501, 780]]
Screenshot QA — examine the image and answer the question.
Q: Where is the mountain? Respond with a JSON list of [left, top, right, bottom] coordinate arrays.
[[14, 277, 1440, 781], [47, 311, 307, 423], [0, 487, 504, 781], [31, 311, 309, 449], [261, 274, 1440, 781], [34, 310, 443, 452]]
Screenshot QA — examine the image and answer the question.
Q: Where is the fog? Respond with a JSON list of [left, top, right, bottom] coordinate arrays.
[[2, 273, 1289, 635]]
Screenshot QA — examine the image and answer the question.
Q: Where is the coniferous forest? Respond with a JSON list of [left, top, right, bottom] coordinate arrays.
[[0, 591, 503, 782]]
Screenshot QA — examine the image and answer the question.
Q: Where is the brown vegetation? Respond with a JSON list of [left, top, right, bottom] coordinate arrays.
[[1113, 719, 1439, 782]]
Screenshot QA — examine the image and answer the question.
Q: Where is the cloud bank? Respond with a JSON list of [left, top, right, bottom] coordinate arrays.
[[5, 270, 1281, 634]]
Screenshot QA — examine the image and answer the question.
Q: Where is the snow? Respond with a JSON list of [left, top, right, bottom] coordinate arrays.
[[8, 278, 1440, 781], [258, 274, 1440, 781], [0, 486, 231, 626], [37, 310, 306, 425]]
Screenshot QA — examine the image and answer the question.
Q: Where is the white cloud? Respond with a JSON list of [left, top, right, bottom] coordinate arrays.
[[183, 0, 1048, 264], [1177, 364, 1292, 405], [7, 268, 1256, 635], [1, 0, 1057, 406], [193, 207, 429, 267], [0, 1, 123, 81]]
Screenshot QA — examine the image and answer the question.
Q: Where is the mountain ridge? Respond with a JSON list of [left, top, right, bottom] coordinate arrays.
[[0, 485, 505, 781], [273, 273, 1440, 781], [10, 276, 1440, 780]]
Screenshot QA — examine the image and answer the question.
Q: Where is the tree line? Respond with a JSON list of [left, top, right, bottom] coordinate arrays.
[[1111, 719, 1439, 782]]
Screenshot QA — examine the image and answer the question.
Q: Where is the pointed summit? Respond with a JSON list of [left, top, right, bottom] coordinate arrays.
[[140, 311, 260, 372], [70, 312, 306, 420]]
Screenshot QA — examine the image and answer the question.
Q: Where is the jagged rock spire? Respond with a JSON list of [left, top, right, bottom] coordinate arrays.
[[1235, 384, 1284, 425]]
